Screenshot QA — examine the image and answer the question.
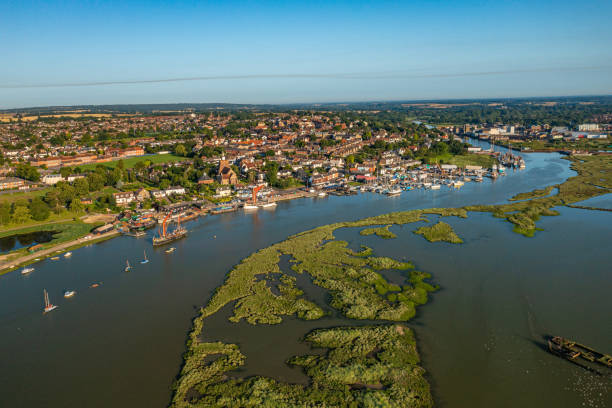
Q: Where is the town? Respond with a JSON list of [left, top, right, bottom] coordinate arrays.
[[0, 103, 609, 252]]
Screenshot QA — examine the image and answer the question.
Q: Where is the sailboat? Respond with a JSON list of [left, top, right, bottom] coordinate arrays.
[[140, 250, 149, 264], [125, 260, 131, 272], [43, 289, 58, 314]]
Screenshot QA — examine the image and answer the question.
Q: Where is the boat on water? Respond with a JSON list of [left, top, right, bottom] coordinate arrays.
[[63, 290, 76, 298], [430, 184, 441, 190], [43, 289, 58, 313], [210, 205, 235, 215], [153, 214, 187, 246], [64, 252, 72, 258], [548, 336, 612, 369], [260, 202, 277, 208], [50, 257, 60, 260], [125, 260, 131, 272], [165, 247, 176, 254], [141, 250, 149, 264], [21, 267, 34, 275], [318, 191, 327, 197], [90, 283, 100, 288], [386, 187, 402, 196], [243, 204, 259, 210]]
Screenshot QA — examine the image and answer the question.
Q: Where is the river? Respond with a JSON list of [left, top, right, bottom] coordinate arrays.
[[0, 145, 609, 407]]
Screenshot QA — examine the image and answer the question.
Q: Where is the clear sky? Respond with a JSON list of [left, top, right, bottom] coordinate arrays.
[[1, 0, 612, 108]]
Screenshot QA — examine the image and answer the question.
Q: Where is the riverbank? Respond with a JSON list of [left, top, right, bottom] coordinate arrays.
[[0, 229, 120, 275]]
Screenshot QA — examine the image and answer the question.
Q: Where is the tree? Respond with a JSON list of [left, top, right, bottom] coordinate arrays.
[[0, 203, 11, 225], [44, 190, 62, 213], [117, 159, 125, 170], [264, 161, 279, 186], [69, 199, 84, 213], [174, 144, 187, 156], [11, 205, 31, 224], [106, 168, 122, 186], [60, 166, 72, 178], [15, 163, 40, 181], [87, 173, 105, 191], [134, 161, 147, 175], [73, 178, 89, 196], [159, 179, 171, 190], [28, 197, 50, 221], [57, 183, 76, 206]]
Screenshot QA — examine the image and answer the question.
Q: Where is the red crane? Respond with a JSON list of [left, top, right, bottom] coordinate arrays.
[[252, 185, 264, 204]]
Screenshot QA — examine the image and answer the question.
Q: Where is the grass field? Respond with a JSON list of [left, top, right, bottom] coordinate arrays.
[[424, 153, 497, 168], [79, 153, 187, 170], [0, 188, 52, 205]]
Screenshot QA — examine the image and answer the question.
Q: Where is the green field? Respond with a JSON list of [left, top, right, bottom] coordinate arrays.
[[79, 153, 188, 170], [424, 153, 497, 168], [0, 188, 52, 205]]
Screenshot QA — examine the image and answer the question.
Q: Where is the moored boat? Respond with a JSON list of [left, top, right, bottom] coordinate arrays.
[[64, 252, 72, 258], [548, 336, 612, 369], [153, 214, 187, 246], [21, 267, 34, 275], [43, 289, 58, 313]]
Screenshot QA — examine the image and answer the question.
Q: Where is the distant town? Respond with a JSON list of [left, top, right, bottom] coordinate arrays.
[[0, 99, 610, 259]]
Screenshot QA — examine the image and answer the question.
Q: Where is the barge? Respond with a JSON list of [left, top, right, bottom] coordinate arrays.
[[153, 214, 187, 246], [548, 336, 612, 369]]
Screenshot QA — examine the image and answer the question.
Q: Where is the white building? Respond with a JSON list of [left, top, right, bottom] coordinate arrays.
[[165, 186, 186, 196], [42, 174, 63, 185], [578, 124, 599, 132]]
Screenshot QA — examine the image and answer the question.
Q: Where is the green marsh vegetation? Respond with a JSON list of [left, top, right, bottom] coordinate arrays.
[[360, 225, 397, 239], [414, 221, 463, 243], [509, 185, 556, 201], [174, 325, 432, 408], [171, 154, 611, 407]]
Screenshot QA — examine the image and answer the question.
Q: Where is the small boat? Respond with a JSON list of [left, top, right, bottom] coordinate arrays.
[[43, 289, 58, 313], [243, 204, 258, 210], [64, 252, 72, 258], [260, 202, 277, 208], [165, 247, 176, 254], [63, 290, 76, 298], [50, 257, 60, 260], [141, 250, 149, 264], [125, 260, 131, 272], [318, 191, 327, 197], [386, 187, 402, 196], [90, 283, 101, 288], [21, 267, 34, 275], [430, 184, 441, 190]]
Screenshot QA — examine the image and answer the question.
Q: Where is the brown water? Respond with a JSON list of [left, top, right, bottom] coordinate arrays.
[[0, 147, 610, 407]]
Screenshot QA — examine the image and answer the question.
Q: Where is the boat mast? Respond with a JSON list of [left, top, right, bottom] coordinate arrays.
[[44, 289, 49, 308]]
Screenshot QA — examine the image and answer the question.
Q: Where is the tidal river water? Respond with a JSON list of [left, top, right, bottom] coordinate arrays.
[[0, 146, 610, 408]]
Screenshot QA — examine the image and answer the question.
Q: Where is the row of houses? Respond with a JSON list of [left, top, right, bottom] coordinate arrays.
[[30, 147, 145, 168], [113, 186, 186, 206]]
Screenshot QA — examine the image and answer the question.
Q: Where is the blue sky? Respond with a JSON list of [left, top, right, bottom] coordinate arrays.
[[1, 0, 611, 108]]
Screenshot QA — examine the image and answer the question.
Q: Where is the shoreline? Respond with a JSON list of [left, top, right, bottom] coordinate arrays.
[[0, 229, 120, 275]]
